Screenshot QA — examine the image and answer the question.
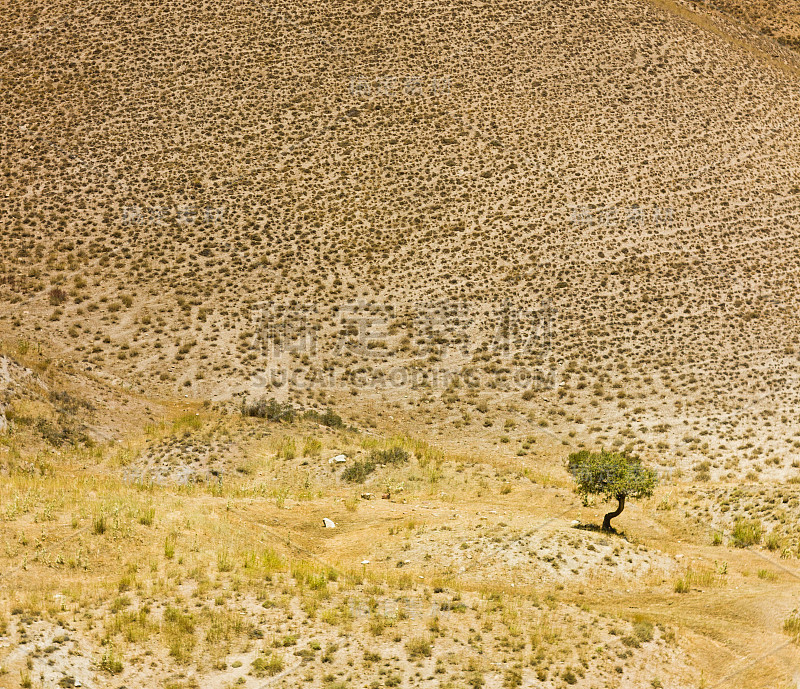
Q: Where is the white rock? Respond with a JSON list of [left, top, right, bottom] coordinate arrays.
[[329, 454, 347, 464], [322, 518, 336, 528]]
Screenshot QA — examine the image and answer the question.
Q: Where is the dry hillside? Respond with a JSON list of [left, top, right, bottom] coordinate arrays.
[[2, 0, 800, 687]]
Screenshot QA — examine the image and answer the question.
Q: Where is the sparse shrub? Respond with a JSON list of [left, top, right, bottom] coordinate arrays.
[[92, 514, 107, 535], [369, 446, 409, 465], [342, 460, 375, 483], [784, 609, 800, 641], [674, 576, 690, 594], [304, 408, 345, 429], [406, 635, 432, 658], [731, 519, 762, 548], [303, 437, 322, 457], [633, 620, 654, 643], [49, 287, 68, 305], [251, 653, 284, 676], [217, 549, 233, 572], [503, 668, 522, 687], [162, 606, 195, 664], [243, 397, 295, 422], [276, 437, 296, 460], [138, 506, 155, 526], [369, 615, 386, 636], [765, 531, 782, 551], [99, 648, 123, 674], [164, 533, 176, 559]]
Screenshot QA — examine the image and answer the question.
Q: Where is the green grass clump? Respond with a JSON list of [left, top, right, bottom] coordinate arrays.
[[784, 609, 800, 642], [252, 653, 284, 676], [406, 635, 432, 658], [731, 518, 762, 548]]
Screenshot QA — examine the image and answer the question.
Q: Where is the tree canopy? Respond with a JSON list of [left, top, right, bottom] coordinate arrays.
[[567, 449, 658, 530]]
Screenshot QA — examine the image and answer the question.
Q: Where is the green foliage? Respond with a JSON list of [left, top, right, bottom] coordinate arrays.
[[567, 449, 657, 503], [35, 415, 90, 447], [303, 437, 322, 457], [784, 609, 800, 641], [304, 408, 345, 429], [731, 518, 762, 548], [92, 513, 107, 535], [674, 576, 690, 594], [99, 648, 124, 674], [163, 606, 196, 664], [406, 635, 432, 658], [251, 653, 284, 676], [633, 620, 654, 643], [172, 413, 202, 432], [242, 397, 295, 422], [138, 506, 155, 526], [342, 459, 376, 483], [369, 447, 409, 465]]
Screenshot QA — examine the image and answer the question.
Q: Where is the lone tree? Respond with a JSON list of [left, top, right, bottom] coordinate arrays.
[[567, 449, 657, 531]]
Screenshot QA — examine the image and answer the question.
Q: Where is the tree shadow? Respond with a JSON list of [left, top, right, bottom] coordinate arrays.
[[571, 522, 629, 541]]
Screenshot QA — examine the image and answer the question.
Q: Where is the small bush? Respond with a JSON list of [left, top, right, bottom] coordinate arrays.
[[406, 635, 432, 658], [243, 398, 295, 422], [731, 519, 762, 548], [164, 534, 176, 559], [49, 287, 68, 305], [217, 550, 233, 572], [138, 506, 155, 526], [163, 607, 195, 664], [369, 447, 409, 465], [504, 668, 522, 688], [304, 409, 346, 429], [252, 653, 284, 676], [633, 620, 654, 643], [303, 437, 322, 457], [622, 634, 641, 648], [765, 532, 782, 551], [99, 649, 123, 674], [92, 514, 107, 535], [342, 460, 376, 483], [674, 577, 690, 594], [784, 609, 800, 641]]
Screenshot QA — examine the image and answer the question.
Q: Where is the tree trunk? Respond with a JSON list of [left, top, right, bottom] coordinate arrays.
[[602, 495, 625, 531]]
